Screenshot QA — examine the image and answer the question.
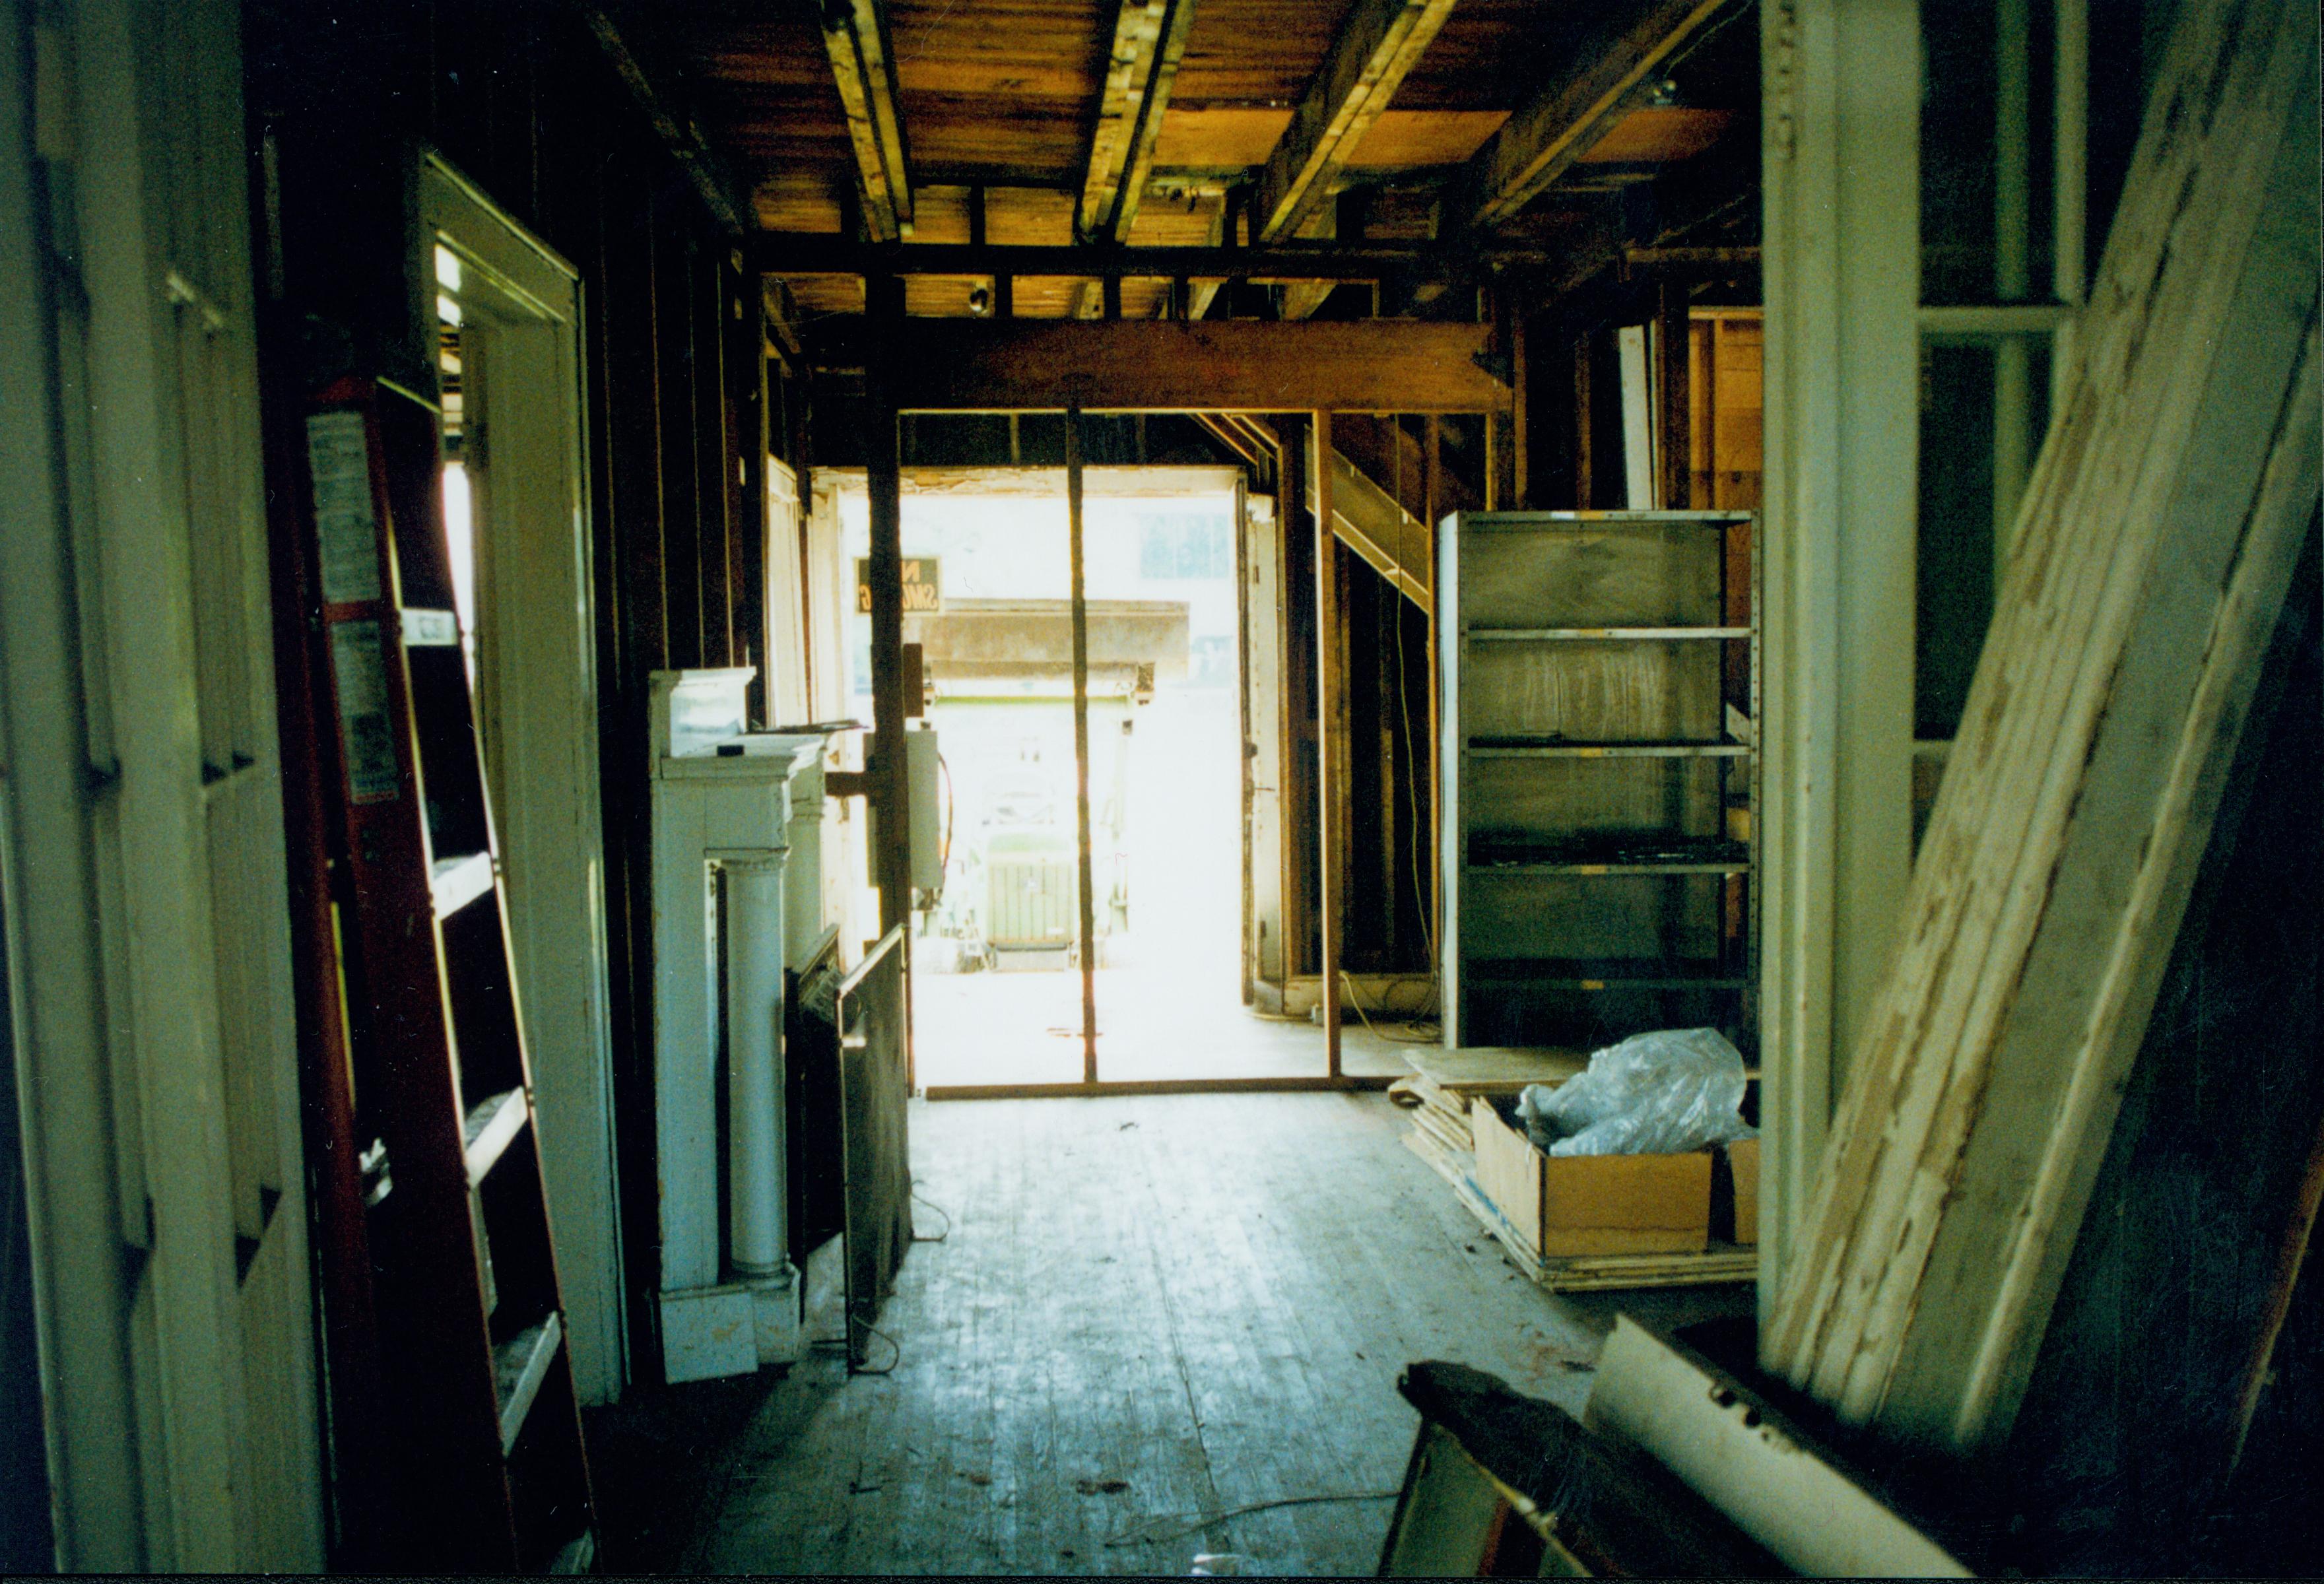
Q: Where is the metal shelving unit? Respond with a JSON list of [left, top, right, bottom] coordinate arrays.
[[1439, 510, 1759, 1051]]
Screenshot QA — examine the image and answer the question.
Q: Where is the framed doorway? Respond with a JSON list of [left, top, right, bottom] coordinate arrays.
[[816, 412, 1437, 1100], [418, 156, 624, 1402]]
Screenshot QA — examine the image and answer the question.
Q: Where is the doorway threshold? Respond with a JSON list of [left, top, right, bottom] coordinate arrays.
[[921, 1073, 1399, 1102]]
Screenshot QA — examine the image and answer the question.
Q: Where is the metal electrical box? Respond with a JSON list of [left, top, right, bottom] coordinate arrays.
[[865, 722, 943, 896]]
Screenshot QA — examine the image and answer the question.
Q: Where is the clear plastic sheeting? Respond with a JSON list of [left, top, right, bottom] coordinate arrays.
[[1514, 1028, 1756, 1157]]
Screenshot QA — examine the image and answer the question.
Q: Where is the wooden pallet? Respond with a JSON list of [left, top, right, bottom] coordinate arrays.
[[1405, 1131, 1756, 1293]]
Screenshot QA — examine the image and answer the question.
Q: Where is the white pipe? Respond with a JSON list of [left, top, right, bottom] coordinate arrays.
[[725, 857, 786, 1275]]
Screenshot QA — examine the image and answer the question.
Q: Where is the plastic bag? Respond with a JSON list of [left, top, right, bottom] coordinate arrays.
[[1513, 1028, 1756, 1157]]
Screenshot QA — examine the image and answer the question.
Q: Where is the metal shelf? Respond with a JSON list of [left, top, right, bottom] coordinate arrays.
[[1441, 509, 1760, 1048], [1465, 957, 1749, 991], [1465, 740, 1752, 759], [1463, 626, 1751, 642], [1467, 859, 1750, 876]]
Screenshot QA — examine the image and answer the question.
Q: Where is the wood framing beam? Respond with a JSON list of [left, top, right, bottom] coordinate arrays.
[[1065, 408, 1100, 1083], [1255, 0, 1461, 243], [809, 319, 1511, 412], [863, 274, 912, 941], [580, 7, 749, 236], [1310, 446, 1433, 614], [747, 236, 1517, 279], [1079, 0, 1200, 244], [818, 0, 913, 241], [1449, 0, 1733, 236], [1313, 410, 1346, 1079]]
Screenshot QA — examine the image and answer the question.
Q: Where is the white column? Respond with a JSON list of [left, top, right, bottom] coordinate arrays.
[[724, 857, 787, 1274], [1756, 0, 1921, 1338]]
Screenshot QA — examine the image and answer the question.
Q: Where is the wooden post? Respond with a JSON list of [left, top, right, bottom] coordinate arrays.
[[1572, 336, 1594, 509], [1484, 288, 1517, 509], [1657, 283, 1691, 510], [1756, 0, 1921, 1318], [865, 273, 912, 946], [1424, 414, 1444, 999], [1512, 304, 1531, 508], [1314, 409, 1345, 1076], [1066, 407, 1100, 1084]]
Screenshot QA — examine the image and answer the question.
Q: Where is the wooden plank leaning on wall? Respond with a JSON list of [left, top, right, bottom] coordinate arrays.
[[1764, 0, 2321, 1455]]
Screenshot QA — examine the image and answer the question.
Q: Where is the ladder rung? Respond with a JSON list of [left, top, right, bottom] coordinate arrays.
[[432, 851, 496, 919], [463, 1088, 529, 1189], [494, 1311, 562, 1456]]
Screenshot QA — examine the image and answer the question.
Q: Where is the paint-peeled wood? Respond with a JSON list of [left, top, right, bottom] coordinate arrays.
[[1764, 0, 2322, 1453]]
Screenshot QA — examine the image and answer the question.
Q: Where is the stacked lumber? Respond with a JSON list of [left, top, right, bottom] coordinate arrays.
[[1393, 1069, 1477, 1156], [1393, 1047, 1580, 1195], [1765, 0, 2321, 1455]]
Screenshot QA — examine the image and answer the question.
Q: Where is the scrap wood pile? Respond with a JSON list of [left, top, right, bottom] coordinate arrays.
[[1392, 1040, 1759, 1292], [1389, 1045, 1579, 1179], [1766, 0, 2321, 1462]]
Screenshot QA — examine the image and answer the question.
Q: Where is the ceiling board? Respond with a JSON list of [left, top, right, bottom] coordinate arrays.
[[1345, 109, 1506, 166], [1172, 0, 1362, 104], [1574, 106, 1735, 164], [752, 171, 850, 233], [1152, 106, 1290, 166]]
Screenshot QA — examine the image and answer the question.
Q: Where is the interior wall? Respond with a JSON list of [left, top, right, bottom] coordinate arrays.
[[244, 0, 768, 1391]]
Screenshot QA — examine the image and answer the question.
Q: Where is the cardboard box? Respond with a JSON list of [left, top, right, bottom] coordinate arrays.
[[1469, 1098, 1713, 1258], [1726, 1137, 1760, 1245]]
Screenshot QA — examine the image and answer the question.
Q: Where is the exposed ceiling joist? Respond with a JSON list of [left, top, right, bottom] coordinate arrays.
[[580, 7, 749, 236], [806, 319, 1513, 412], [1078, 0, 1201, 244], [1253, 0, 1461, 244], [1450, 0, 1733, 236], [818, 0, 914, 240], [747, 236, 1539, 280]]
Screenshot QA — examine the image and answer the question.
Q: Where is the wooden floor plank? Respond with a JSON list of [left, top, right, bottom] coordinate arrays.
[[594, 1091, 1749, 1575]]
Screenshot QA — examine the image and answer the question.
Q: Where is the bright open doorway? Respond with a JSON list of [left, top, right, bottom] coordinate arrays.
[[813, 461, 1428, 1091]]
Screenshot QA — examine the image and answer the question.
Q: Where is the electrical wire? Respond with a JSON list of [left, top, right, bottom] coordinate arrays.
[[1340, 970, 1442, 1045], [850, 1321, 900, 1375], [811, 1321, 902, 1375], [1103, 1490, 1402, 1549], [910, 1187, 952, 1243]]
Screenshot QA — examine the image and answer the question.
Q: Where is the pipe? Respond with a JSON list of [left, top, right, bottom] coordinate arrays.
[[725, 856, 786, 1275]]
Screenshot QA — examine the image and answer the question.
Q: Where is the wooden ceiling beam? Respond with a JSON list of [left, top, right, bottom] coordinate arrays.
[[1078, 0, 1201, 244], [1449, 0, 1735, 236], [1253, 0, 1461, 244], [818, 0, 914, 241], [747, 236, 1536, 280], [580, 7, 749, 236], [801, 318, 1512, 412]]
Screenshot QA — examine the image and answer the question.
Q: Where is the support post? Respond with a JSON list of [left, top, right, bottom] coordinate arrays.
[[865, 274, 913, 949], [1484, 288, 1518, 508], [1658, 282, 1692, 509], [1756, 0, 1921, 1336], [1067, 407, 1100, 1084], [1574, 336, 1595, 508], [1424, 414, 1444, 983], [1314, 409, 1345, 1076]]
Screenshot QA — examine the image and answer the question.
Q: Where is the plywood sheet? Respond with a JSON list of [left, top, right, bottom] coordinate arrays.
[[1407, 1045, 1588, 1092]]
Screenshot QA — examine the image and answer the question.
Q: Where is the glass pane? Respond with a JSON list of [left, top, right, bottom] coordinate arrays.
[[1922, 0, 2057, 304], [1080, 498, 1251, 1080], [844, 489, 1088, 1086], [1917, 334, 2053, 739]]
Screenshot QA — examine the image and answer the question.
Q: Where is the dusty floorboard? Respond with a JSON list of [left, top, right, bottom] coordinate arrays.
[[588, 1091, 1750, 1576]]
